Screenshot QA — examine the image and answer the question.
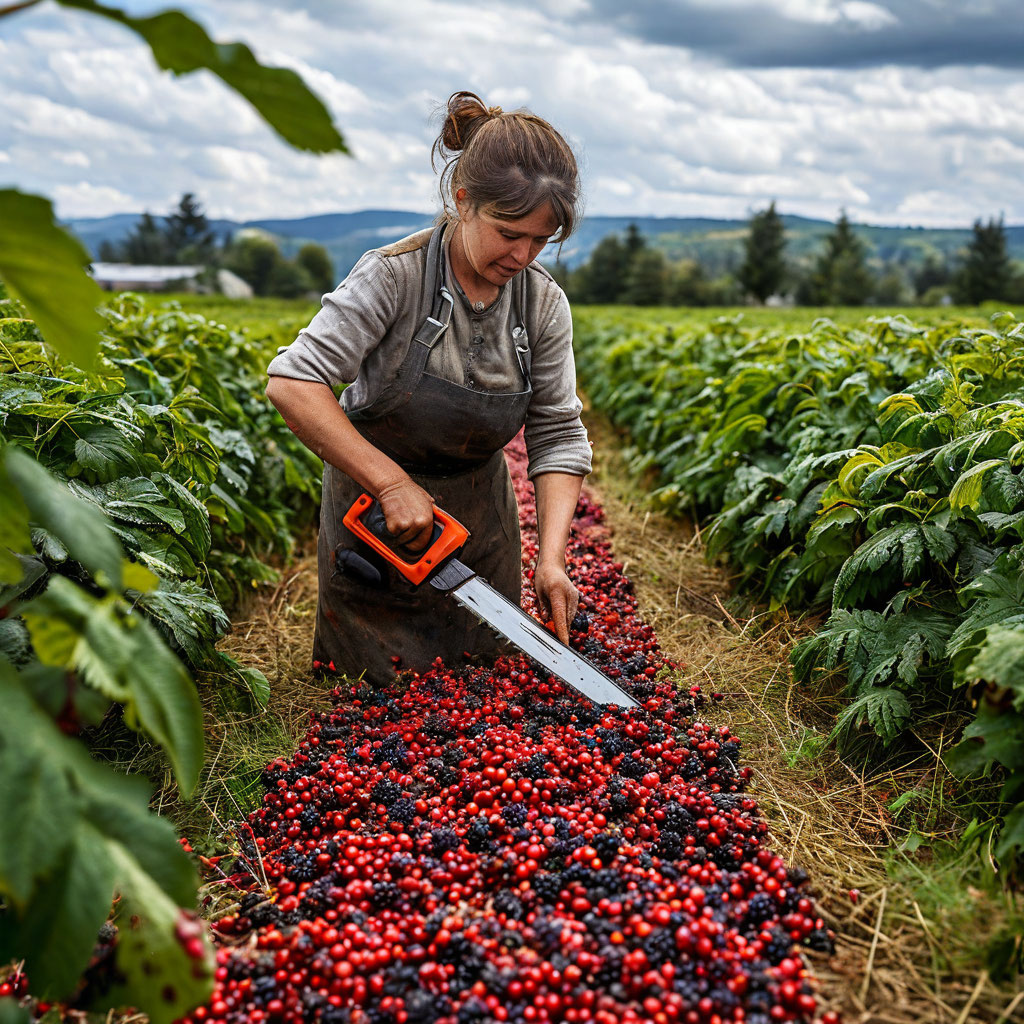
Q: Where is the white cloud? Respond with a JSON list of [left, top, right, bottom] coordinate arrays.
[[1, 0, 1021, 228], [51, 181, 136, 217]]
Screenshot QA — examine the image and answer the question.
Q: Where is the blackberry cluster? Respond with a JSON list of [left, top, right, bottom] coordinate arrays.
[[642, 927, 677, 965], [524, 752, 552, 780], [298, 806, 321, 832], [662, 801, 695, 833], [531, 872, 563, 904], [745, 892, 776, 928], [387, 798, 416, 825], [492, 890, 524, 921], [370, 778, 403, 807], [422, 713, 455, 740], [466, 817, 494, 853], [590, 832, 619, 865], [430, 828, 459, 855], [501, 802, 528, 828]]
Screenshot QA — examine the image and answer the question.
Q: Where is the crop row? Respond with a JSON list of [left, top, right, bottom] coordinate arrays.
[[0, 291, 321, 698], [0, 290, 322, 1019], [573, 308, 1024, 869]]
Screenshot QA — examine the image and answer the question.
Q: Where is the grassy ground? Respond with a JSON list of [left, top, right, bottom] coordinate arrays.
[[150, 293, 1020, 333]]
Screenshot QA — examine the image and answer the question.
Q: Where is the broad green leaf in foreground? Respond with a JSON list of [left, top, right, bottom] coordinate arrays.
[[0, 663, 211, 1008], [3, 444, 123, 589], [57, 0, 348, 154], [0, 190, 105, 367], [22, 577, 204, 795], [0, 1001, 30, 1024]]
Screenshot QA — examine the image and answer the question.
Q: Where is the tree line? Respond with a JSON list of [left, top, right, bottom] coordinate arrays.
[[97, 193, 335, 298], [553, 204, 1024, 307]]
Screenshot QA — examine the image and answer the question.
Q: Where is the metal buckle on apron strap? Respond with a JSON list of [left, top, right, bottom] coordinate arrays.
[[412, 285, 454, 349]]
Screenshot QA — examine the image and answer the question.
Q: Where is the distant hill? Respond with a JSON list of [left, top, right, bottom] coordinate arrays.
[[65, 209, 1024, 283]]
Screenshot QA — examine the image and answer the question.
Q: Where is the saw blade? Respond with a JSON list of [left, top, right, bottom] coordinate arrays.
[[450, 574, 639, 708]]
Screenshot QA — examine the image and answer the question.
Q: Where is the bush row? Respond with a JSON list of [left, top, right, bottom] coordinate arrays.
[[573, 307, 1024, 871]]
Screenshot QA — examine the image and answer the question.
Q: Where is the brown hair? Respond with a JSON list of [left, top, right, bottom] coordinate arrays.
[[431, 90, 581, 244]]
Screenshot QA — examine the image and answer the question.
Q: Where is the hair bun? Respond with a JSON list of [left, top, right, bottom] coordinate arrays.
[[439, 90, 493, 153]]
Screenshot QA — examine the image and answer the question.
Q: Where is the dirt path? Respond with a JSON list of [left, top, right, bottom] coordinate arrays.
[[206, 412, 1021, 1024]]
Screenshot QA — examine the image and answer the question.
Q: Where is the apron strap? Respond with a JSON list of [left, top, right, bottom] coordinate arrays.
[[350, 225, 453, 419], [511, 267, 532, 385]]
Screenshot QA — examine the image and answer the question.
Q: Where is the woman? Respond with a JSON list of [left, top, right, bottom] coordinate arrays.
[[265, 91, 592, 684]]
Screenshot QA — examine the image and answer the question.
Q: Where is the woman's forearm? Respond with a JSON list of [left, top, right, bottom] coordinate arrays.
[[264, 376, 408, 496], [533, 472, 584, 567]]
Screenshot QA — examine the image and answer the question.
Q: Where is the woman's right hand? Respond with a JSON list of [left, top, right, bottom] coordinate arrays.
[[377, 477, 436, 551]]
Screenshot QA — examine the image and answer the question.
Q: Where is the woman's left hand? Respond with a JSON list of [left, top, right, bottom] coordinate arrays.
[[534, 561, 579, 645]]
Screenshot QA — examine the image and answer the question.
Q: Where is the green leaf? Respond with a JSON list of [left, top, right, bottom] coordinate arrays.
[[0, 553, 46, 607], [946, 703, 1024, 777], [0, 190, 105, 367], [0, 449, 33, 583], [121, 615, 204, 794], [963, 624, 1024, 706], [833, 524, 909, 607], [949, 458, 1004, 512], [99, 848, 214, 1024], [831, 686, 912, 745], [156, 472, 212, 558], [22, 577, 204, 795], [2, 822, 117, 998], [4, 445, 123, 589], [58, 0, 347, 154], [995, 802, 1024, 861], [0, 1001, 31, 1024], [131, 577, 228, 664], [74, 424, 142, 481], [0, 662, 208, 1008], [0, 679, 80, 908], [122, 558, 159, 593]]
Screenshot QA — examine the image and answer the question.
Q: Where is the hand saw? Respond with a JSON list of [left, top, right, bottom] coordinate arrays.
[[343, 493, 639, 709]]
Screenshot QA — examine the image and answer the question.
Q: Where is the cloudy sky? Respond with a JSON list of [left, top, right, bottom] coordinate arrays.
[[2, 0, 1023, 227]]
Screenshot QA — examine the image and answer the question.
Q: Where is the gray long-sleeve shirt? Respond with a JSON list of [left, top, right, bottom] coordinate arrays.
[[266, 225, 592, 480]]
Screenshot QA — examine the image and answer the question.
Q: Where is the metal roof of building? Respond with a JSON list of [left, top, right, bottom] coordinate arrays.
[[89, 264, 205, 282]]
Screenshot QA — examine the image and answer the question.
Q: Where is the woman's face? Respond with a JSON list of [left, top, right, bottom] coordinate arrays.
[[455, 197, 559, 288]]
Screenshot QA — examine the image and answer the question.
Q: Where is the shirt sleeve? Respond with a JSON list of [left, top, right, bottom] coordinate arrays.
[[266, 251, 398, 387], [523, 282, 593, 480]]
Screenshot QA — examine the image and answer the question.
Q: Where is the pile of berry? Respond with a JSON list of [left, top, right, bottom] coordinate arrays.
[[187, 437, 837, 1024]]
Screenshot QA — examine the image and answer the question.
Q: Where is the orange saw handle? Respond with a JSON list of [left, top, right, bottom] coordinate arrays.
[[342, 492, 470, 586]]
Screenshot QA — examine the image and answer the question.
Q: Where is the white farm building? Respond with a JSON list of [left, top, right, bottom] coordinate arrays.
[[89, 263, 205, 292]]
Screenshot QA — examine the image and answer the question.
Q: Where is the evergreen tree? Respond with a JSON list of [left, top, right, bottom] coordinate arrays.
[[737, 201, 786, 302], [803, 210, 874, 305], [954, 216, 1011, 303], [164, 192, 216, 264], [621, 248, 668, 305], [578, 234, 629, 303], [545, 259, 571, 292], [874, 263, 910, 305], [121, 212, 173, 264], [97, 240, 119, 262], [296, 243, 335, 294], [914, 252, 952, 299], [623, 222, 646, 258]]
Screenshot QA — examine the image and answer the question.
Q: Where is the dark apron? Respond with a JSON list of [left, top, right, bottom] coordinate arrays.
[[313, 225, 533, 684]]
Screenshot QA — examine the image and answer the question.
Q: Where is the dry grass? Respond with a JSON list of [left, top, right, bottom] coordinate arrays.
[[148, 533, 338, 854], [583, 407, 1023, 1024]]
